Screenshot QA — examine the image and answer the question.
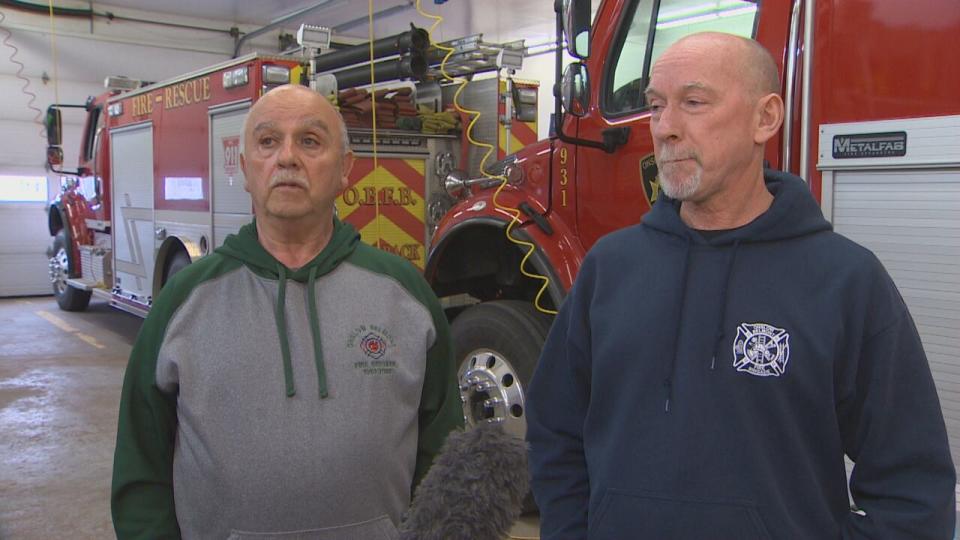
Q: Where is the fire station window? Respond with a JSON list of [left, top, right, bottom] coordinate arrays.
[[78, 177, 98, 201], [605, 0, 656, 116], [604, 0, 759, 116], [0, 175, 48, 202], [82, 106, 102, 162]]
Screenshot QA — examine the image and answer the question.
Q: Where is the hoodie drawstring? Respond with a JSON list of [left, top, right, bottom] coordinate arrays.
[[710, 239, 741, 370], [664, 237, 692, 413], [306, 266, 329, 398], [274, 263, 329, 399], [275, 264, 296, 397], [217, 219, 359, 400], [663, 237, 742, 411]]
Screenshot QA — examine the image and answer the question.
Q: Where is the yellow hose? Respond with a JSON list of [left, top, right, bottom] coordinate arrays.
[[367, 0, 381, 246], [416, 1, 557, 315]]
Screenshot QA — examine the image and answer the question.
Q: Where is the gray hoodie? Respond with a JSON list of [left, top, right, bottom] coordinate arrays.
[[112, 218, 463, 539]]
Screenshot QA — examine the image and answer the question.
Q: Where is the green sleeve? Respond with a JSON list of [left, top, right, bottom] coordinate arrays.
[[110, 307, 181, 539], [110, 254, 236, 538], [412, 293, 465, 492]]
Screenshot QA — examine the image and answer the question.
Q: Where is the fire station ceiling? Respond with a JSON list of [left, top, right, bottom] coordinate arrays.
[[98, 0, 412, 29], [5, 0, 585, 92], [93, 0, 560, 43]]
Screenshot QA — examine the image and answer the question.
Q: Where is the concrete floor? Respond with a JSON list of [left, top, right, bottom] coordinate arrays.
[[0, 297, 139, 539], [0, 296, 539, 539]]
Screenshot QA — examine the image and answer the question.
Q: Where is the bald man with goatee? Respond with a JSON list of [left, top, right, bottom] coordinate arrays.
[[526, 32, 955, 539]]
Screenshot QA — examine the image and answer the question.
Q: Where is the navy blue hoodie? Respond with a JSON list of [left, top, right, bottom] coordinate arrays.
[[526, 171, 955, 539]]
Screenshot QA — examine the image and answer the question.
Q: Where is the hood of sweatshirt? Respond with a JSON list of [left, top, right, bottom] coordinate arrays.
[[215, 217, 360, 399], [643, 169, 832, 245], [640, 170, 832, 411]]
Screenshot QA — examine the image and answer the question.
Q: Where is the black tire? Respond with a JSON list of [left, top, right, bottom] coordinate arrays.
[[162, 249, 191, 288], [50, 230, 92, 312], [451, 300, 553, 515]]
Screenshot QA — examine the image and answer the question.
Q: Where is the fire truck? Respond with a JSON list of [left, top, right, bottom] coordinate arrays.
[[430, 0, 960, 446], [45, 55, 301, 316], [44, 28, 537, 316], [46, 0, 960, 458]]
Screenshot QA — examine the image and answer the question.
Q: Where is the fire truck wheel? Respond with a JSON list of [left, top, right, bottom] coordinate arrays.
[[49, 230, 92, 312], [162, 250, 191, 288], [452, 300, 553, 440]]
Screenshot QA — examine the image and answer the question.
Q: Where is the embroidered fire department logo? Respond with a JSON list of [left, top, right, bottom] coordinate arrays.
[[732, 322, 791, 377], [360, 332, 387, 359], [347, 324, 396, 358], [640, 153, 661, 207]]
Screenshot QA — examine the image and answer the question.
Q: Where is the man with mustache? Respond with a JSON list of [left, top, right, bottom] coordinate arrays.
[[526, 32, 955, 539], [112, 84, 463, 539]]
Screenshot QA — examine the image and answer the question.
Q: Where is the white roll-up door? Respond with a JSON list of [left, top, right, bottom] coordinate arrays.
[[831, 170, 960, 465], [0, 197, 50, 297]]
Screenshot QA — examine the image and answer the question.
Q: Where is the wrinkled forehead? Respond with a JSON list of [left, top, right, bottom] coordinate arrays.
[[243, 103, 337, 146], [648, 50, 737, 96], [249, 115, 331, 135]]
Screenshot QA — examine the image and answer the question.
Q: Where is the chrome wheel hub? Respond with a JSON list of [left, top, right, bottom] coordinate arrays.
[[49, 248, 69, 294], [458, 348, 526, 439]]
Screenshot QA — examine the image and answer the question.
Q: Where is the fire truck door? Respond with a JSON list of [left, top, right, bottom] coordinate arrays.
[[573, 0, 761, 249], [110, 122, 157, 304], [210, 102, 252, 249]]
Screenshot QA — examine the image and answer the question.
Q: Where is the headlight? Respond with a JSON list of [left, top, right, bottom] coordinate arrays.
[[262, 65, 291, 85]]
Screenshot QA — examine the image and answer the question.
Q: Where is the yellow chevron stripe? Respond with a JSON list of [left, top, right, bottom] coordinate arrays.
[[498, 124, 534, 154], [358, 214, 425, 269], [337, 160, 425, 223], [406, 159, 425, 176]]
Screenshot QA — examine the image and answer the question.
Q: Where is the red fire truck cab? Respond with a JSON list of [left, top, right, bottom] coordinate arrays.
[[429, 0, 960, 450]]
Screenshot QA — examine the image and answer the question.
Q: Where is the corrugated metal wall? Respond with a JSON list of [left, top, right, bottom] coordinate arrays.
[[832, 169, 960, 467]]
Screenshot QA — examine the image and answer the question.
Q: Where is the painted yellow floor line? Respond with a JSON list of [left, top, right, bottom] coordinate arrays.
[[35, 310, 106, 350], [75, 333, 106, 349], [36, 310, 77, 333]]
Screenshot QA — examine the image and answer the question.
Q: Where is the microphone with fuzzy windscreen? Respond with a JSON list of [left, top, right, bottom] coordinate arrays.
[[399, 423, 530, 540]]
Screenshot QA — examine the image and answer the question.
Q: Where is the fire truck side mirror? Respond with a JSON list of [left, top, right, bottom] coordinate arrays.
[[562, 0, 591, 59], [45, 106, 63, 147], [561, 62, 590, 117]]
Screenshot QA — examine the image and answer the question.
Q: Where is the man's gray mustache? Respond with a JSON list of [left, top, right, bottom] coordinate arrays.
[[656, 149, 700, 165], [268, 171, 308, 189]]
